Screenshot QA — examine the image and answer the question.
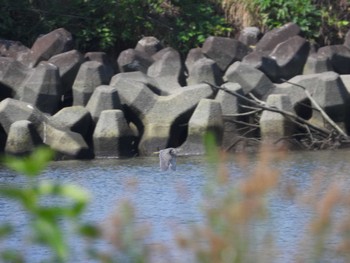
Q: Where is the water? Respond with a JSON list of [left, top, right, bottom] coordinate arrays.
[[1, 149, 350, 262]]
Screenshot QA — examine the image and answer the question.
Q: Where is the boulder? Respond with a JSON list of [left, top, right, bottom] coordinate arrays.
[[113, 80, 214, 155], [0, 39, 31, 61], [186, 57, 222, 86], [180, 99, 223, 155], [202, 36, 250, 71], [110, 71, 162, 95], [215, 83, 244, 150], [0, 98, 91, 158], [303, 54, 333, 75], [72, 61, 111, 106], [48, 50, 84, 96], [259, 94, 295, 144], [344, 29, 350, 49], [238, 27, 261, 46], [242, 51, 279, 81], [50, 106, 93, 139], [43, 123, 91, 159], [0, 98, 46, 133], [224, 61, 275, 98], [84, 51, 116, 77], [0, 57, 32, 98], [185, 47, 206, 73], [269, 35, 310, 80], [117, 48, 154, 73], [93, 110, 137, 157], [135, 36, 163, 56], [147, 47, 185, 91], [273, 71, 349, 125], [24, 28, 73, 67], [19, 61, 62, 114], [255, 23, 301, 53], [5, 120, 41, 155], [317, 45, 350, 74], [86, 85, 121, 123]]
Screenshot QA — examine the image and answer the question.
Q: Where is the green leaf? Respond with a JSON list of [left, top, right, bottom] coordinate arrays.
[[0, 224, 13, 239], [3, 147, 54, 177], [78, 224, 101, 239], [32, 217, 68, 262]]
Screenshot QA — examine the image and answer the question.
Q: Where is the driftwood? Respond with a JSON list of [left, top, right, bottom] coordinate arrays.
[[207, 82, 350, 151]]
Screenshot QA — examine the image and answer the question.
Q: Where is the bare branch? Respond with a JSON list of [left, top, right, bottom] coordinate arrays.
[[282, 79, 348, 139]]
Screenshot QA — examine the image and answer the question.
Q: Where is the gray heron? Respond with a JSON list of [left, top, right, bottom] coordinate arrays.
[[157, 148, 178, 171]]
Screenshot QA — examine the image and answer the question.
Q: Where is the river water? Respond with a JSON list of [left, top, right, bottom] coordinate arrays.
[[1, 149, 350, 262]]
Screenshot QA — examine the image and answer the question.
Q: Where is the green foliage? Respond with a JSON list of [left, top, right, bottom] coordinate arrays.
[[252, 0, 322, 39], [318, 1, 350, 45], [165, 1, 232, 52], [0, 0, 231, 54], [0, 147, 90, 262]]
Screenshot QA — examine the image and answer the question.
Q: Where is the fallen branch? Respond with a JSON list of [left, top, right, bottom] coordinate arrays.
[[282, 79, 349, 139], [205, 81, 349, 150], [210, 83, 332, 137]]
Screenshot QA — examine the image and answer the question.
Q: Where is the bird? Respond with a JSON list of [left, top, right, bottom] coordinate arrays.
[[157, 148, 178, 171]]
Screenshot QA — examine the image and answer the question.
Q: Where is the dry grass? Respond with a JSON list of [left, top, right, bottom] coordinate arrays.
[[220, 0, 260, 30]]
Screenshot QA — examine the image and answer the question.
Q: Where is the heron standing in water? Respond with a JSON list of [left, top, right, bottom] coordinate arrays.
[[157, 148, 178, 171]]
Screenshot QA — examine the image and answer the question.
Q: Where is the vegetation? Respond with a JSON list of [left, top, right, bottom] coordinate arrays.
[[1, 0, 349, 55], [0, 0, 230, 55], [1, 141, 350, 262], [221, 0, 350, 46]]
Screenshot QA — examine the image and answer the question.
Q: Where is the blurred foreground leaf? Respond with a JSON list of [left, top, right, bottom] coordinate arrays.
[[2, 147, 54, 177]]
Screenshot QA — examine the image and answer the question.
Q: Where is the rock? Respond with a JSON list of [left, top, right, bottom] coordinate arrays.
[[110, 71, 162, 95], [269, 35, 310, 80], [187, 57, 222, 86], [224, 61, 275, 98], [93, 110, 137, 157], [215, 83, 244, 150], [242, 51, 279, 78], [19, 61, 62, 115], [0, 98, 91, 158], [147, 47, 185, 91], [260, 94, 294, 144], [0, 57, 32, 99], [84, 51, 116, 77], [255, 23, 301, 53], [135, 36, 163, 56], [72, 61, 111, 106], [113, 80, 214, 155], [0, 98, 46, 133], [50, 106, 93, 139], [117, 48, 154, 73], [24, 28, 73, 67], [273, 71, 349, 125], [303, 54, 333, 74], [344, 29, 350, 49], [317, 45, 350, 74], [238, 27, 261, 46], [86, 85, 121, 123], [185, 47, 206, 73], [0, 39, 31, 61], [202, 36, 250, 71], [180, 99, 223, 155], [43, 123, 91, 159], [48, 50, 84, 97], [5, 120, 41, 155]]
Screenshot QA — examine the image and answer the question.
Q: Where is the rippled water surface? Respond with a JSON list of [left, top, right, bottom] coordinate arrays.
[[1, 149, 350, 262]]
